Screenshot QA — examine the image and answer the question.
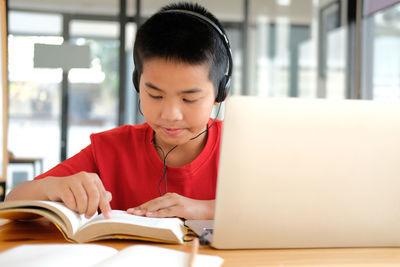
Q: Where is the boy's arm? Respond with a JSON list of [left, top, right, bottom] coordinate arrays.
[[5, 145, 112, 219], [5, 172, 112, 219], [126, 193, 215, 220], [5, 178, 49, 200]]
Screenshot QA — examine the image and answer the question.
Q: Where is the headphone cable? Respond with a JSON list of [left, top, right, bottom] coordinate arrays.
[[151, 103, 222, 196]]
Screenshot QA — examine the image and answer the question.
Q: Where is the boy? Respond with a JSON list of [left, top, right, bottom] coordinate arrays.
[[5, 2, 232, 221]]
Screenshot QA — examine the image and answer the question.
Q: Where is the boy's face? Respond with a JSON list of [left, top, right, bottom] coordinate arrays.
[[139, 57, 217, 148]]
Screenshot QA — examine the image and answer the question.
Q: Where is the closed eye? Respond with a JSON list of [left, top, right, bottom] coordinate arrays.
[[183, 98, 198, 103], [148, 93, 162, 99]]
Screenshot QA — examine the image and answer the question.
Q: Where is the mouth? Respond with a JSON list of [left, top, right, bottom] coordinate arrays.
[[161, 127, 184, 136]]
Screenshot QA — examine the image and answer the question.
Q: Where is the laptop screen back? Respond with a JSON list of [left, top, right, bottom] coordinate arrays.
[[212, 96, 400, 249]]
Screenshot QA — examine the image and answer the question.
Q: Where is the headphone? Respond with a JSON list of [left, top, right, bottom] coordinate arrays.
[[132, 9, 233, 103]]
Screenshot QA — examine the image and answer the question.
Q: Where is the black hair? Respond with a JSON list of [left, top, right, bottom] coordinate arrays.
[[133, 2, 229, 95]]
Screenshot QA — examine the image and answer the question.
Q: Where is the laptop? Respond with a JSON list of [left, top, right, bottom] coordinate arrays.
[[186, 96, 400, 249]]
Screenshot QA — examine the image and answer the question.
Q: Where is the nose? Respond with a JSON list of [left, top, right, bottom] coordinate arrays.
[[160, 100, 183, 122]]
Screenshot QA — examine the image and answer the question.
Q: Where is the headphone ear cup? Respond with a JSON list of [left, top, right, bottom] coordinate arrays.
[[133, 69, 139, 92], [216, 75, 230, 102]]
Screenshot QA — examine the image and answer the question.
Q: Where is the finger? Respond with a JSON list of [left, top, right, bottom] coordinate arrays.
[[126, 208, 146, 216], [146, 206, 181, 218], [60, 186, 77, 212], [138, 193, 180, 212], [106, 191, 112, 202], [99, 193, 112, 219], [126, 196, 169, 216], [82, 177, 100, 218], [68, 181, 88, 215], [97, 182, 112, 219]]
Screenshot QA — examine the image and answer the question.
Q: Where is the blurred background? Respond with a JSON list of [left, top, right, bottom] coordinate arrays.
[[4, 0, 400, 189]]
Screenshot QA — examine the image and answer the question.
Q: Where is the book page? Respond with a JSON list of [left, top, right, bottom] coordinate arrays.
[[84, 210, 182, 229], [93, 245, 224, 267], [76, 210, 185, 243], [0, 200, 91, 237], [40, 201, 93, 234], [0, 244, 117, 267]]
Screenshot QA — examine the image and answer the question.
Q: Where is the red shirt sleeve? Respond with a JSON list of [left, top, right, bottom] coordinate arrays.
[[34, 145, 99, 180]]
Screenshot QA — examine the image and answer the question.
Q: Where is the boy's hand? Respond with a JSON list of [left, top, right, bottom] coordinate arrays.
[[126, 193, 215, 220], [43, 172, 112, 219]]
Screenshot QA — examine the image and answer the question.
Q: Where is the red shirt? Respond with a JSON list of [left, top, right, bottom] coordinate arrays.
[[35, 119, 222, 210]]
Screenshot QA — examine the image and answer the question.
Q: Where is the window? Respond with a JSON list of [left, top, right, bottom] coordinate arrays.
[[8, 27, 63, 171], [68, 20, 120, 157], [362, 2, 400, 99]]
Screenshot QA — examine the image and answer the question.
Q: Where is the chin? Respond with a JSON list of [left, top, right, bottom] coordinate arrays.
[[157, 133, 189, 147]]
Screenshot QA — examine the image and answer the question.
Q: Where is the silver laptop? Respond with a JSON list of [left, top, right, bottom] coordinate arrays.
[[186, 96, 400, 249]]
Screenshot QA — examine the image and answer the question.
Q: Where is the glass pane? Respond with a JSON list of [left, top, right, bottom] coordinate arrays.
[[9, 0, 119, 16], [8, 11, 62, 36], [364, 2, 400, 99], [127, 0, 137, 17], [8, 35, 63, 172], [325, 27, 346, 98], [67, 35, 119, 157], [298, 37, 316, 98], [70, 20, 119, 39], [125, 22, 138, 125], [319, 2, 346, 99], [249, 0, 313, 97], [249, 0, 349, 99]]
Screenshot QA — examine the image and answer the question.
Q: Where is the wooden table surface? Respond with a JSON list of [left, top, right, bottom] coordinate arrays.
[[1, 218, 400, 266]]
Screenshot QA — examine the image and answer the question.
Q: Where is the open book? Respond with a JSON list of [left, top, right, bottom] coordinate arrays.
[[0, 200, 185, 243], [0, 244, 224, 267]]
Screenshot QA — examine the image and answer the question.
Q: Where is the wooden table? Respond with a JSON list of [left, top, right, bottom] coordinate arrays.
[[1, 218, 400, 266]]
